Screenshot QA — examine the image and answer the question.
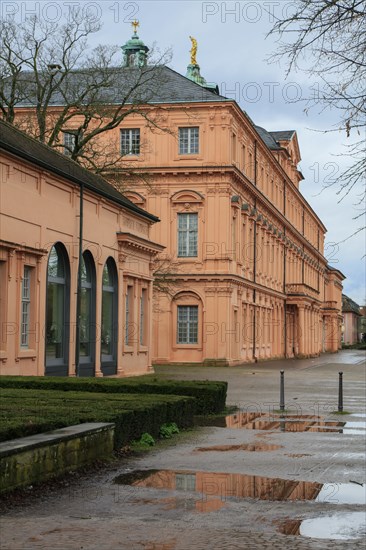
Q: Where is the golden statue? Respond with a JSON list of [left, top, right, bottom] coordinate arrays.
[[132, 19, 139, 34], [189, 36, 197, 65]]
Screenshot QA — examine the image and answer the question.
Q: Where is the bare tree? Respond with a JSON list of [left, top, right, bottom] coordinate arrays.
[[0, 11, 171, 179], [268, 0, 366, 228]]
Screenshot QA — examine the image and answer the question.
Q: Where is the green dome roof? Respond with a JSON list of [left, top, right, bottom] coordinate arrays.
[[122, 35, 147, 50]]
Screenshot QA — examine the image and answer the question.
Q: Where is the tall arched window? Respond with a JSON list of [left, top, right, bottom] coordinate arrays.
[[45, 243, 70, 376], [101, 257, 118, 375], [79, 251, 96, 377]]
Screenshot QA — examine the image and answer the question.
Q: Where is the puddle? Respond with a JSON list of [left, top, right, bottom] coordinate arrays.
[[200, 411, 366, 433], [131, 496, 226, 513], [279, 512, 366, 540], [114, 470, 365, 504], [194, 443, 282, 452]]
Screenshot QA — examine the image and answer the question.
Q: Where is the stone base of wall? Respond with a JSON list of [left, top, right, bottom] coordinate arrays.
[[0, 423, 115, 494]]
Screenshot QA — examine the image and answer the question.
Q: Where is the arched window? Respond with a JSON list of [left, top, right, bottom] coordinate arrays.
[[45, 243, 70, 375], [101, 258, 118, 375], [79, 251, 96, 376]]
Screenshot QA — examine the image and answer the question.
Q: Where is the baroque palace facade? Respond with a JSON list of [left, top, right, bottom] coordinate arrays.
[[117, 31, 344, 366], [7, 26, 345, 372]]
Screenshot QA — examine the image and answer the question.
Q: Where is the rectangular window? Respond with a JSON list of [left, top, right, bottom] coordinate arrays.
[[21, 266, 31, 348], [179, 127, 199, 155], [121, 128, 140, 155], [232, 133, 236, 163], [63, 132, 75, 157], [178, 213, 198, 257], [0, 261, 6, 351], [177, 305, 198, 344], [125, 285, 134, 345], [140, 288, 147, 345]]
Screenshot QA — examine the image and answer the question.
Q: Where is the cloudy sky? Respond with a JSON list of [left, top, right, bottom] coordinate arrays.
[[6, 0, 365, 304]]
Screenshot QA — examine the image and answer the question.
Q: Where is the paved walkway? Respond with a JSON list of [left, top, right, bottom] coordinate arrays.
[[0, 351, 365, 549]]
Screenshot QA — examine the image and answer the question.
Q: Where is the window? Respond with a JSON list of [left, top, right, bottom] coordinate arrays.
[[140, 288, 147, 345], [125, 285, 134, 345], [0, 261, 6, 352], [63, 132, 75, 157], [232, 133, 237, 163], [120, 128, 140, 155], [178, 213, 198, 257], [177, 305, 198, 344], [179, 127, 199, 155], [21, 266, 31, 348], [101, 258, 118, 374], [79, 252, 96, 375], [46, 244, 70, 375]]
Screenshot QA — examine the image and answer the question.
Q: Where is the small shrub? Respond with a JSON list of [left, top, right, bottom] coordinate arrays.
[[159, 422, 179, 439], [139, 432, 155, 446]]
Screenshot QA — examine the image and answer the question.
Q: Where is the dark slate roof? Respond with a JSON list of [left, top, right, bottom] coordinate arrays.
[[254, 126, 281, 150], [342, 294, 361, 315], [12, 66, 228, 107], [270, 130, 296, 142], [0, 120, 158, 222]]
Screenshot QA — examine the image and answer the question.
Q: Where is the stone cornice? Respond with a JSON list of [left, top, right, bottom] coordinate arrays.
[[116, 232, 165, 257], [167, 272, 286, 300]]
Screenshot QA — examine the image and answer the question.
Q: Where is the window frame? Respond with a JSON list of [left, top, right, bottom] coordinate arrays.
[[177, 212, 198, 258], [120, 128, 141, 156], [63, 132, 76, 157], [45, 243, 70, 376], [178, 127, 199, 155], [101, 258, 118, 375], [20, 266, 31, 348], [177, 305, 199, 345]]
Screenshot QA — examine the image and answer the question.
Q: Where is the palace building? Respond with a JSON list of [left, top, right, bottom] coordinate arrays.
[[0, 120, 163, 376], [115, 29, 344, 365], [6, 25, 345, 371]]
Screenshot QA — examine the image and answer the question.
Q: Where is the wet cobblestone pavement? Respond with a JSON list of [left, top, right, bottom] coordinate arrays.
[[1, 351, 365, 549]]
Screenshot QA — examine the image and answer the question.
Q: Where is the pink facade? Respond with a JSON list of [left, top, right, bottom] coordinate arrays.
[[0, 121, 163, 376], [7, 31, 345, 368], [342, 295, 361, 345], [113, 101, 344, 365]]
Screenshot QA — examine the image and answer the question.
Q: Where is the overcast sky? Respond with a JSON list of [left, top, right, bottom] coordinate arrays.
[[6, 0, 366, 304]]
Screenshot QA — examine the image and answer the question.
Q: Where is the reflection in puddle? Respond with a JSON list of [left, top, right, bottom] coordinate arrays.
[[194, 443, 282, 452], [114, 470, 365, 504], [219, 412, 366, 433], [280, 512, 366, 540], [131, 496, 226, 513]]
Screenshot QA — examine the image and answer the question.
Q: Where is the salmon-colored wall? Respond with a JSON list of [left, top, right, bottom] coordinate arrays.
[[0, 148, 161, 376], [12, 99, 344, 366]]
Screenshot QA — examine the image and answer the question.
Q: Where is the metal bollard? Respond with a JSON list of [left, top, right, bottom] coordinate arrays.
[[338, 371, 343, 412], [280, 370, 285, 413]]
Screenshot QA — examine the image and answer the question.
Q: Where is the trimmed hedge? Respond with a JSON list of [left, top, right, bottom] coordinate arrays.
[[0, 388, 195, 448], [0, 376, 227, 415]]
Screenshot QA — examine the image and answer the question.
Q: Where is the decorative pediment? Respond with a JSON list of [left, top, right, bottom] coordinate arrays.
[[170, 190, 204, 204], [123, 191, 146, 207]]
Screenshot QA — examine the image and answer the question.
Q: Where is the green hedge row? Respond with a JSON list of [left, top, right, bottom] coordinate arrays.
[[0, 376, 227, 415], [0, 388, 195, 448]]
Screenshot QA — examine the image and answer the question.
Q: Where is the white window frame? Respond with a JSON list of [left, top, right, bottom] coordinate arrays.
[[179, 127, 199, 155], [178, 212, 198, 257], [21, 266, 31, 348], [63, 132, 76, 157], [177, 305, 198, 344], [120, 128, 140, 155]]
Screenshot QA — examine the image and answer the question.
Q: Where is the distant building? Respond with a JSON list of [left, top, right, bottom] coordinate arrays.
[[342, 294, 361, 345], [360, 306, 366, 343], [0, 120, 163, 377]]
